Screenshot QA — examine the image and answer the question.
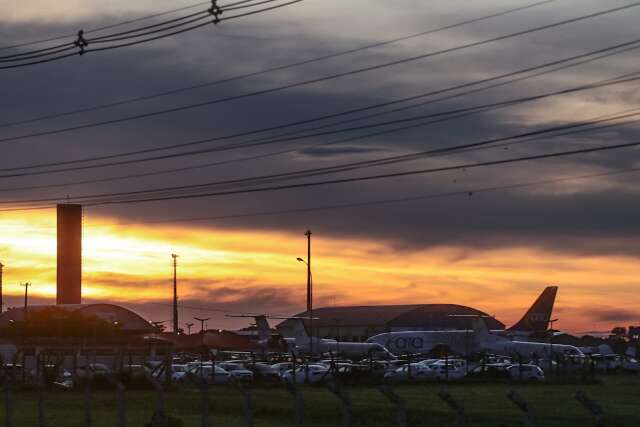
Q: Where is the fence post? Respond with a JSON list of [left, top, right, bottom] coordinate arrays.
[[104, 374, 127, 427], [326, 381, 353, 427], [575, 391, 604, 427], [438, 391, 464, 427], [507, 390, 536, 427], [144, 371, 167, 427], [379, 385, 407, 427], [84, 374, 93, 427], [235, 383, 254, 427], [285, 380, 304, 427], [4, 364, 13, 427], [37, 377, 45, 427], [200, 383, 210, 427]]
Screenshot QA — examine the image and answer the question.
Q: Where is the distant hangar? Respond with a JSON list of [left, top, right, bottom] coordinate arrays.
[[277, 304, 505, 341], [0, 304, 155, 333]]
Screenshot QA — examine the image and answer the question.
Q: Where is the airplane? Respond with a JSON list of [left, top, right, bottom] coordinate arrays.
[[283, 315, 394, 359], [471, 317, 584, 359], [234, 314, 394, 359], [506, 286, 558, 338], [366, 286, 559, 355]]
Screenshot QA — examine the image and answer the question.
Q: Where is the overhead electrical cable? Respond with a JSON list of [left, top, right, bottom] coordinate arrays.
[[0, 0, 256, 58], [0, 0, 557, 128], [2, 105, 638, 195], [0, 0, 304, 70], [81, 166, 640, 225], [78, 140, 640, 207], [4, 34, 640, 176], [0, 1, 211, 51], [3, 125, 640, 207], [0, 1, 636, 132], [1, 69, 638, 180]]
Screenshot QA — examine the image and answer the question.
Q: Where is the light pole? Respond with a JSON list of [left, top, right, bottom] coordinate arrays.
[[21, 282, 31, 319], [171, 254, 179, 334], [297, 253, 313, 355], [0, 261, 4, 313], [194, 317, 210, 334], [186, 322, 194, 335]]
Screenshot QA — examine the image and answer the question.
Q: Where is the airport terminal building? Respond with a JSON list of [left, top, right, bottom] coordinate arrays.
[[277, 304, 505, 342]]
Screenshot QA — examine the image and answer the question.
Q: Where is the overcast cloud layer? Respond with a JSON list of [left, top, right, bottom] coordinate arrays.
[[2, 0, 640, 258]]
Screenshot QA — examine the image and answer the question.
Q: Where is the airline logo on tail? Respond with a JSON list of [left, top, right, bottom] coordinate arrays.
[[507, 286, 558, 333]]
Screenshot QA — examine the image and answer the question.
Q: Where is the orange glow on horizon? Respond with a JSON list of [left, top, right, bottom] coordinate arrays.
[[0, 208, 638, 334]]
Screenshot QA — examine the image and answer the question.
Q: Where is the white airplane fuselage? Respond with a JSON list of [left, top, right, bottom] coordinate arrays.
[[367, 330, 478, 355]]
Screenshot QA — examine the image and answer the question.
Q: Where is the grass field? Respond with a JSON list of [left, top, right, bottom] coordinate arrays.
[[2, 376, 639, 426]]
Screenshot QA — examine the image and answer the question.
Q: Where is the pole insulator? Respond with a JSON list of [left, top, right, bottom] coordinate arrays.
[[74, 30, 89, 55], [209, 0, 223, 24]]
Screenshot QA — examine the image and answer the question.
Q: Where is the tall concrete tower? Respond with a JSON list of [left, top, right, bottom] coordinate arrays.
[[57, 204, 82, 305]]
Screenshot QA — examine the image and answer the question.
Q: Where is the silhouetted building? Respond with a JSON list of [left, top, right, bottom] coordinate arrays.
[[277, 304, 505, 342], [57, 204, 82, 305], [0, 303, 155, 333]]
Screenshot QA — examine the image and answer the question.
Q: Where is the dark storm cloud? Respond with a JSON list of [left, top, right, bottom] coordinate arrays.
[[298, 145, 387, 157], [591, 307, 639, 323], [2, 0, 640, 258]]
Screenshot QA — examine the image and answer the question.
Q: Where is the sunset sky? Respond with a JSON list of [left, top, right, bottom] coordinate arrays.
[[1, 0, 639, 334]]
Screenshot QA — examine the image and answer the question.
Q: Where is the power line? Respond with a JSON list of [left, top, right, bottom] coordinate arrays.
[[1, 105, 638, 196], [5, 163, 639, 222], [0, 0, 557, 128], [84, 166, 640, 225], [0, 69, 638, 181], [0, 2, 636, 136], [78, 139, 640, 207], [0, 1, 211, 51], [3, 132, 640, 210], [0, 0, 304, 70], [4, 34, 640, 176]]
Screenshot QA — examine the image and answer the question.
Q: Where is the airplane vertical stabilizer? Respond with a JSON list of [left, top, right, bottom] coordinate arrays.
[[290, 318, 309, 339], [472, 317, 491, 343], [254, 315, 271, 342], [507, 286, 558, 333]]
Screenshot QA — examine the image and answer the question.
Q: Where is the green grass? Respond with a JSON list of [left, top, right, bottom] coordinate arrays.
[[1, 376, 639, 426]]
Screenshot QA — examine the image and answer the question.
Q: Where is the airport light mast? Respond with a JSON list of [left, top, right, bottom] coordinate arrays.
[[0, 261, 4, 313], [186, 322, 194, 335], [172, 254, 179, 334], [297, 229, 313, 355], [21, 282, 31, 320]]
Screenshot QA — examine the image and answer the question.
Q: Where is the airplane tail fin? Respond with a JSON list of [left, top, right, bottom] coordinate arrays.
[[254, 315, 271, 342], [507, 286, 558, 333], [472, 317, 490, 343], [290, 318, 309, 339]]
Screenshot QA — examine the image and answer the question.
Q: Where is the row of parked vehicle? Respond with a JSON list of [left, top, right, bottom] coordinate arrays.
[[167, 357, 547, 385], [6, 351, 637, 388]]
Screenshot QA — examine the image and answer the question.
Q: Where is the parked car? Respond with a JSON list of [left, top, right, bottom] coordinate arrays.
[[217, 362, 254, 382], [185, 364, 232, 385], [77, 363, 111, 378], [248, 362, 280, 383], [508, 364, 545, 381], [281, 364, 331, 384], [271, 362, 295, 377], [384, 363, 433, 382], [171, 364, 188, 382], [466, 363, 511, 380], [592, 354, 623, 373], [430, 363, 467, 380], [621, 357, 640, 373]]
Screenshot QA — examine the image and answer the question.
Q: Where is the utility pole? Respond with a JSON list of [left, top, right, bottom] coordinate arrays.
[[0, 261, 4, 313], [172, 254, 179, 334], [185, 322, 194, 335], [305, 229, 313, 355], [194, 317, 210, 334], [21, 282, 31, 319]]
